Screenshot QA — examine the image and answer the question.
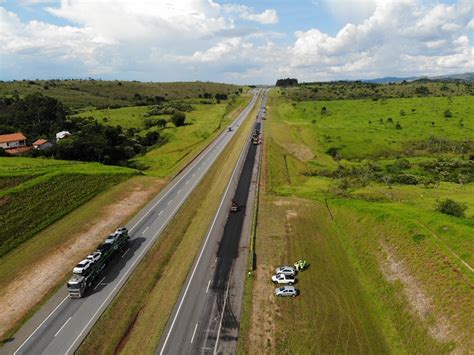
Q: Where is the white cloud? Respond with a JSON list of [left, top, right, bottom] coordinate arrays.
[[288, 0, 474, 80], [239, 9, 278, 24], [0, 0, 472, 83]]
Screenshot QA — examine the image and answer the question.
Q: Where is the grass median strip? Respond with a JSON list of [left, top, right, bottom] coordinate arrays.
[[77, 96, 259, 354]]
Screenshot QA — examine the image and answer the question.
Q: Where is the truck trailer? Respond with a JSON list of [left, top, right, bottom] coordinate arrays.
[[67, 228, 129, 298]]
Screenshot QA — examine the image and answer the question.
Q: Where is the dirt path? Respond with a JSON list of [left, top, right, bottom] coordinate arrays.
[[0, 178, 165, 337]]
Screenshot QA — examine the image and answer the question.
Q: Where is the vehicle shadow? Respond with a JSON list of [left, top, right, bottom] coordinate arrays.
[[86, 237, 146, 296]]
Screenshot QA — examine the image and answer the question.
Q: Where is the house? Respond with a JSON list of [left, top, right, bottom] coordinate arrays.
[[56, 131, 72, 141], [0, 132, 27, 149], [33, 139, 54, 150]]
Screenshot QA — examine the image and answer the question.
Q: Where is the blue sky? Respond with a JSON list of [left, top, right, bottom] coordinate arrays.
[[1, 0, 472, 84]]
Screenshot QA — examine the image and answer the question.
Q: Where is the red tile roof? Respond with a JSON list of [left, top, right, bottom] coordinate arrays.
[[0, 133, 27, 144], [33, 139, 48, 145], [5, 146, 32, 155]]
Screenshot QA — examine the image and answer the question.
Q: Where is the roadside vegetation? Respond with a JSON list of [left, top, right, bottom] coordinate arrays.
[[0, 158, 136, 257], [240, 82, 474, 353], [0, 79, 242, 109]]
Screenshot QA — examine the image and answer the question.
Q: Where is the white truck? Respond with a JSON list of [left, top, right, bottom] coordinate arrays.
[[271, 273, 296, 285]]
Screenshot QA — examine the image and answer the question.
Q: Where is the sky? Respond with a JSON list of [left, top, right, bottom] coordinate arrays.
[[0, 0, 473, 84]]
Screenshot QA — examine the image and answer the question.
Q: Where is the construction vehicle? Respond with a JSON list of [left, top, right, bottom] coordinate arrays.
[[67, 228, 129, 298], [255, 122, 261, 135]]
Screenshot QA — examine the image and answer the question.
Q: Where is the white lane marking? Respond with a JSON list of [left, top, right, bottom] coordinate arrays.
[[190, 323, 199, 344], [143, 226, 149, 234], [14, 296, 69, 354], [206, 280, 211, 294], [168, 200, 173, 205], [192, 173, 196, 177], [213, 281, 231, 355], [158, 210, 163, 216], [93, 277, 106, 290], [121, 249, 130, 258], [185, 180, 189, 185], [54, 317, 72, 337], [159, 116, 252, 355], [177, 189, 181, 194]]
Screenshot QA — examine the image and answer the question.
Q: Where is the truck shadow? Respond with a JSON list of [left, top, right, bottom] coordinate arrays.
[[86, 237, 146, 296]]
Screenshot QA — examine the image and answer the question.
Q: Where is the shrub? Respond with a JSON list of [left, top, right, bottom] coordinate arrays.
[[326, 147, 340, 159], [444, 109, 452, 118], [171, 111, 186, 127], [395, 174, 419, 185], [436, 199, 467, 218]]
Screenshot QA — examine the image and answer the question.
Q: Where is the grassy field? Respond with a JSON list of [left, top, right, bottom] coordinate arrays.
[[275, 95, 473, 159], [0, 80, 242, 109], [281, 80, 474, 101], [239, 88, 474, 353], [0, 157, 137, 257], [73, 96, 249, 176], [77, 95, 259, 354]]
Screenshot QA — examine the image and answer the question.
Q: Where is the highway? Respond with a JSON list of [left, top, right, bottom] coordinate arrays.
[[5, 91, 260, 355], [157, 90, 267, 355]]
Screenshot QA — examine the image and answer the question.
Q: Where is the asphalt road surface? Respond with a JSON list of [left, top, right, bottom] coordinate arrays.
[[4, 91, 259, 355], [157, 91, 267, 355]]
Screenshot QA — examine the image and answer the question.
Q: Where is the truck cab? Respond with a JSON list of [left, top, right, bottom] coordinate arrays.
[[67, 274, 86, 298]]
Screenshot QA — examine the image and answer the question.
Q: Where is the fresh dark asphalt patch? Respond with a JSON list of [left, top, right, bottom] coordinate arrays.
[[212, 142, 257, 292]]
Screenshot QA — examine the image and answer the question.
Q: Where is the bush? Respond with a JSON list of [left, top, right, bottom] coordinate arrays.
[[436, 199, 467, 218], [326, 147, 340, 159], [395, 173, 419, 185], [144, 117, 167, 129], [444, 109, 452, 118], [171, 111, 186, 127]]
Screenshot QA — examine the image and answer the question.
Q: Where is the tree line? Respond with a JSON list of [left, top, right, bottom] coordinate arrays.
[[0, 93, 164, 165]]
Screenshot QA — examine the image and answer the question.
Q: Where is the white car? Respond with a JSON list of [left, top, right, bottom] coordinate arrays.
[[73, 259, 93, 274], [275, 286, 298, 297], [271, 273, 295, 285], [105, 232, 120, 244], [86, 251, 101, 263], [275, 266, 296, 276]]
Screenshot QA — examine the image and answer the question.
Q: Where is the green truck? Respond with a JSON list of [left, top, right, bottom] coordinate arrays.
[[67, 227, 129, 298]]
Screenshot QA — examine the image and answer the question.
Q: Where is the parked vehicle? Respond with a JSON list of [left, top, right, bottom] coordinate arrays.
[[275, 286, 298, 297], [272, 273, 296, 285], [73, 259, 93, 275], [275, 266, 296, 276]]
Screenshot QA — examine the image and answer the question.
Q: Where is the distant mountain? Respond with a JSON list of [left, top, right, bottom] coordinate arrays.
[[361, 72, 473, 84]]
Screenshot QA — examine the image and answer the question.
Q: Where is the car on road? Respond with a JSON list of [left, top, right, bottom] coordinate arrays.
[[86, 251, 101, 263], [275, 266, 296, 276], [230, 200, 238, 212], [73, 259, 93, 274], [275, 286, 298, 297], [271, 273, 296, 285]]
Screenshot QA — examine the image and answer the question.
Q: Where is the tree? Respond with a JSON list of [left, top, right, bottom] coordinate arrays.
[[436, 199, 467, 218], [171, 111, 186, 127], [275, 78, 298, 87], [444, 109, 452, 118]]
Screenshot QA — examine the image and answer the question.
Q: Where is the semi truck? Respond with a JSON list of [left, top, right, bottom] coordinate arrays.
[[67, 227, 129, 298]]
